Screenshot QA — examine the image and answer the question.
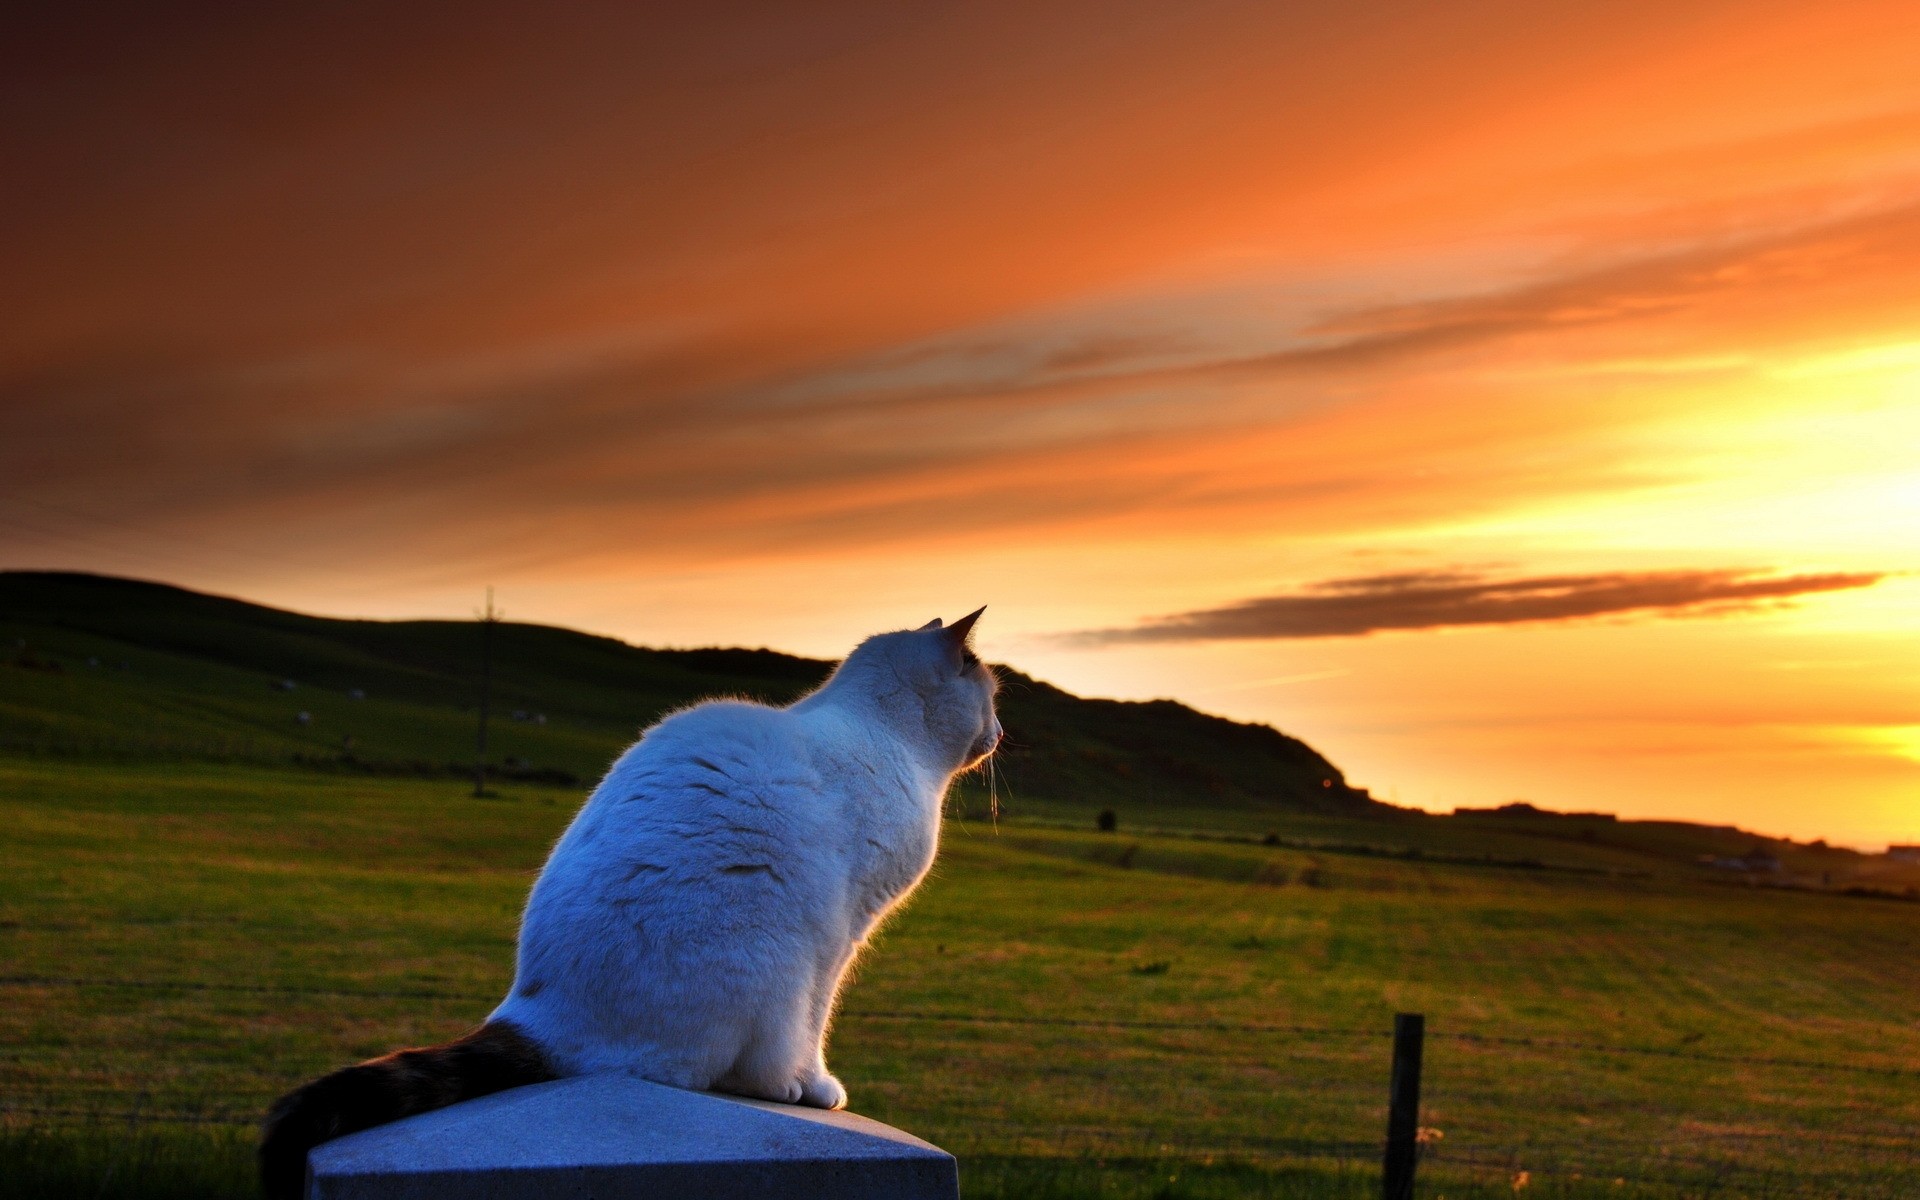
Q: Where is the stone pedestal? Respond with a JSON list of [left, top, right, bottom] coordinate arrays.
[[305, 1072, 958, 1199]]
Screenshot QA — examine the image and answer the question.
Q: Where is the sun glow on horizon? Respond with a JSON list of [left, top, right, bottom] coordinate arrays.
[[3, 2, 1917, 845]]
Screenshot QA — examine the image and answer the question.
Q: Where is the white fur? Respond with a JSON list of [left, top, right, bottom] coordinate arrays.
[[491, 616, 1000, 1109]]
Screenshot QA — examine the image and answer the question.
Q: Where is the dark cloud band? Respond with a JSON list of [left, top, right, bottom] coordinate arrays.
[[1073, 569, 1888, 643]]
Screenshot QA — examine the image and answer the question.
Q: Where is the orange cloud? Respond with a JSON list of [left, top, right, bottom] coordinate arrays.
[[1074, 570, 1891, 643]]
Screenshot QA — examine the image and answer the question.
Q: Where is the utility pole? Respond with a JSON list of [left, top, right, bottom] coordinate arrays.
[[474, 587, 499, 798]]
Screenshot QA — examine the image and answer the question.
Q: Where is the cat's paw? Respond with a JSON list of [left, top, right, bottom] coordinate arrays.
[[717, 1073, 804, 1104], [799, 1072, 847, 1110]]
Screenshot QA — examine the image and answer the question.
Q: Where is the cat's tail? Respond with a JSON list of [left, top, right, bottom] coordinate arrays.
[[258, 1020, 555, 1200]]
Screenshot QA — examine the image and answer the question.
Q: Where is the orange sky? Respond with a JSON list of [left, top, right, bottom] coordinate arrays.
[[4, 2, 1916, 846]]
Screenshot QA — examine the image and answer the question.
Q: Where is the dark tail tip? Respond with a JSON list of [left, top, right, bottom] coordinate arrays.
[[257, 1021, 552, 1200], [258, 1080, 336, 1200]]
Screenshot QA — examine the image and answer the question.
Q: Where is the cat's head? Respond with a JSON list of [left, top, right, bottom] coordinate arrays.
[[841, 607, 1001, 773]]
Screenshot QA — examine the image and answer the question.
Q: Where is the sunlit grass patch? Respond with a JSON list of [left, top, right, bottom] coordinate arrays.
[[2, 758, 1917, 1198]]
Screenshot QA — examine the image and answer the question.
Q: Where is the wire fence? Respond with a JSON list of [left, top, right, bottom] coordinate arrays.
[[4, 973, 1917, 1197], [7, 974, 1917, 1077]]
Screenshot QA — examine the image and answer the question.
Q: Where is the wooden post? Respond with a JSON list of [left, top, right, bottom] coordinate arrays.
[[1382, 1012, 1424, 1200]]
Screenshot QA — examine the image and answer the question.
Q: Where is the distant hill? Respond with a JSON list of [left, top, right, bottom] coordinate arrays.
[[0, 571, 1383, 818], [2, 572, 1912, 890]]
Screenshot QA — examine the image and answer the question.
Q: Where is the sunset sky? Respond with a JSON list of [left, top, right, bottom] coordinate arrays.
[[5, 3, 1917, 846]]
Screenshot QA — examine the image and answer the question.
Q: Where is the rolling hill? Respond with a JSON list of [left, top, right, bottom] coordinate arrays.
[[0, 571, 1381, 818], [4, 571, 1912, 893]]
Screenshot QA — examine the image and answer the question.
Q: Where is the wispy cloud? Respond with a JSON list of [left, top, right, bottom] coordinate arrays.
[[775, 195, 1920, 416], [8, 35, 1920, 581], [1071, 568, 1890, 644], [8, 191, 1916, 579]]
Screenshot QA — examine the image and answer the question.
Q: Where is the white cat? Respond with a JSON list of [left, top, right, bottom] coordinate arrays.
[[493, 606, 1000, 1106], [261, 610, 999, 1198]]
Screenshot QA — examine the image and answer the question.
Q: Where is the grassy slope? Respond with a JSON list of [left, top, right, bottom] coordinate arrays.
[[2, 759, 1917, 1199], [0, 571, 1375, 818]]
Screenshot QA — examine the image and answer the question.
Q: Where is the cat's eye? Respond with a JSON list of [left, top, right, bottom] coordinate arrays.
[[960, 648, 980, 669]]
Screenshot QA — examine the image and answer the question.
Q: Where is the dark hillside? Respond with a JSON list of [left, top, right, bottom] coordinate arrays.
[[0, 572, 1380, 818], [988, 671, 1375, 815]]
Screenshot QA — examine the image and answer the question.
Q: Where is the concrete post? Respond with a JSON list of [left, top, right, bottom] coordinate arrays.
[[306, 1072, 958, 1200]]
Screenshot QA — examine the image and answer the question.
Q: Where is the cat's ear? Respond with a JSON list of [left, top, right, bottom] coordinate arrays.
[[918, 618, 943, 631], [945, 606, 985, 645]]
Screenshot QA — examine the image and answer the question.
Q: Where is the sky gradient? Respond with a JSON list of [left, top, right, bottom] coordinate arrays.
[[5, 2, 1917, 845]]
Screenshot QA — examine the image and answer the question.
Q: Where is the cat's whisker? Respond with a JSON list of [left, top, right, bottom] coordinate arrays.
[[992, 737, 1022, 824], [988, 750, 1000, 829]]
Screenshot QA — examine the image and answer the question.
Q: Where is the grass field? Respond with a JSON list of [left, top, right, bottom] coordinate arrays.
[[4, 755, 1917, 1199]]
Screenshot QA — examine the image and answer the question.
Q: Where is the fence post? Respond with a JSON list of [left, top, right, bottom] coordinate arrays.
[[305, 1073, 958, 1199], [1383, 1011, 1425, 1200]]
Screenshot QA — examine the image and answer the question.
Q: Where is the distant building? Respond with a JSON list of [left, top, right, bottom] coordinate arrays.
[[1888, 845, 1920, 864], [1454, 801, 1616, 821], [1704, 846, 1783, 873]]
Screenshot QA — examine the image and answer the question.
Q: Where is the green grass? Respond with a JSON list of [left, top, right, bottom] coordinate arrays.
[[3, 756, 1917, 1198], [0, 1125, 256, 1200]]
